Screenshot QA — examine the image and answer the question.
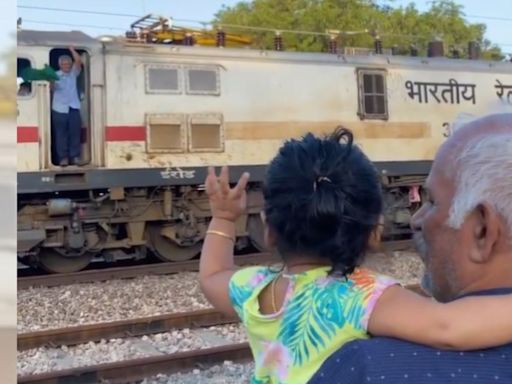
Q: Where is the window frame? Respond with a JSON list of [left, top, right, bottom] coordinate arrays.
[[187, 113, 225, 153], [145, 113, 187, 154], [144, 63, 182, 95], [356, 68, 389, 121], [184, 65, 221, 96], [17, 56, 36, 100]]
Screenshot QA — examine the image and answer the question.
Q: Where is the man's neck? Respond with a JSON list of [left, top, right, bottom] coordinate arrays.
[[456, 264, 512, 299], [457, 287, 512, 300]]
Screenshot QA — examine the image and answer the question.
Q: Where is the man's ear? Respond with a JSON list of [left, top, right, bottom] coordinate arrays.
[[468, 202, 500, 263]]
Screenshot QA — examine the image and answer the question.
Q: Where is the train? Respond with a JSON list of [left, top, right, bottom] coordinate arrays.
[[16, 18, 512, 273]]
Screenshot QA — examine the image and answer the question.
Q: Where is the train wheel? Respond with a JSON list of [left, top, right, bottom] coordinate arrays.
[[148, 225, 201, 262], [247, 214, 267, 251], [38, 249, 93, 273]]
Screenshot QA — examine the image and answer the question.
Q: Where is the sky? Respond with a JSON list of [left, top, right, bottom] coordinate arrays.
[[12, 0, 512, 55]]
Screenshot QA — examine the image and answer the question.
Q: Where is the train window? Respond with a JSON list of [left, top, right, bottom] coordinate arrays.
[[185, 66, 220, 96], [357, 69, 388, 120], [146, 114, 186, 153], [188, 114, 224, 152], [145, 64, 181, 94], [17, 58, 33, 98]]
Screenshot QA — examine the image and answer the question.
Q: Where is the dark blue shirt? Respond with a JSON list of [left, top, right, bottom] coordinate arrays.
[[309, 288, 512, 384]]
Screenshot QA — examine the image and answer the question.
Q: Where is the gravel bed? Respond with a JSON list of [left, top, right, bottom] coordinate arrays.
[[363, 250, 424, 286], [18, 251, 423, 333], [17, 323, 247, 376], [17, 272, 209, 332], [142, 361, 255, 384]]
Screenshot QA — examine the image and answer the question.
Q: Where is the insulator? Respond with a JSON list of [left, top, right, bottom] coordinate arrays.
[[468, 41, 480, 60], [125, 31, 137, 39], [374, 38, 383, 54], [183, 34, 194, 46], [328, 38, 337, 54], [216, 30, 226, 47], [428, 40, 444, 57], [274, 34, 283, 51]]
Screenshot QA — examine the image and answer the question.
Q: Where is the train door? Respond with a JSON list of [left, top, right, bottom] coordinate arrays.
[[48, 48, 92, 167], [17, 56, 46, 171], [79, 53, 91, 165]]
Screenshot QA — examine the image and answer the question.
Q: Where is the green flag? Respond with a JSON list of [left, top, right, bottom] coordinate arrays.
[[20, 64, 59, 82]]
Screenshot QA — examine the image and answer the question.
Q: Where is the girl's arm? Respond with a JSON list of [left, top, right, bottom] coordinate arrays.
[[198, 166, 250, 316], [368, 285, 512, 350]]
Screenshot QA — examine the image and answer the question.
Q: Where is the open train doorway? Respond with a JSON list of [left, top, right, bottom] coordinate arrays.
[[49, 48, 91, 167]]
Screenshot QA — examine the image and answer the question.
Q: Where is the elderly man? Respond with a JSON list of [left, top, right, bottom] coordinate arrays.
[[51, 46, 84, 167], [309, 113, 512, 383]]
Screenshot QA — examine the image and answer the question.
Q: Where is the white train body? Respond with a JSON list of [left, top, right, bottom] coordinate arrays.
[[16, 29, 512, 272]]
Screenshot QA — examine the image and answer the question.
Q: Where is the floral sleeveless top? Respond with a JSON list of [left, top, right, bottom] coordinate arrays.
[[228, 266, 397, 384]]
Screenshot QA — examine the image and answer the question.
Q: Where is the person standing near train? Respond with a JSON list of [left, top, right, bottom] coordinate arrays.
[[51, 46, 84, 167]]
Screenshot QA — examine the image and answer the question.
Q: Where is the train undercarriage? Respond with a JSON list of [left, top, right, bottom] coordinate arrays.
[[17, 175, 425, 274]]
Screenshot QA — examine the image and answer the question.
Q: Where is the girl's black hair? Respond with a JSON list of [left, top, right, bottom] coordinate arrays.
[[263, 127, 383, 276]]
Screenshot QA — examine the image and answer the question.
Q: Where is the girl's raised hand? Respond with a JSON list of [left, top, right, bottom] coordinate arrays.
[[205, 166, 250, 222]]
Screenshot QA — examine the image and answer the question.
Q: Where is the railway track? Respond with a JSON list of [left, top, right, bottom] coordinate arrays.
[[18, 308, 239, 351], [18, 343, 253, 384], [18, 252, 274, 289], [19, 283, 424, 351], [18, 239, 414, 289], [18, 284, 423, 351], [18, 283, 425, 383]]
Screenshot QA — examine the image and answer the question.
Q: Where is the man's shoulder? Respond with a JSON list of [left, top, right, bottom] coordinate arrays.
[[352, 336, 512, 356], [309, 338, 512, 383]]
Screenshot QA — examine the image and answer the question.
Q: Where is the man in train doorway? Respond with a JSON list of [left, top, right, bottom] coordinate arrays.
[[309, 113, 512, 383], [51, 46, 84, 167]]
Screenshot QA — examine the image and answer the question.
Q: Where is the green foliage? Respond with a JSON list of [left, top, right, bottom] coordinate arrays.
[[213, 0, 504, 60]]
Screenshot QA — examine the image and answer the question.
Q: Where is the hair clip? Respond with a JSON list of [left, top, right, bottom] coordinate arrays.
[[313, 176, 332, 191]]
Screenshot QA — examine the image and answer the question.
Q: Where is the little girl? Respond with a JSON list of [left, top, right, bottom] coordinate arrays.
[[198, 128, 512, 384]]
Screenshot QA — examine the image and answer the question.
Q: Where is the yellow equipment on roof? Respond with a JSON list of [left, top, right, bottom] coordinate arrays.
[[126, 14, 252, 47]]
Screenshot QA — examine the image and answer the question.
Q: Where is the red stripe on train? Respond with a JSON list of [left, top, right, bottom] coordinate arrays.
[[17, 126, 146, 143], [18, 127, 89, 144], [105, 126, 146, 142], [17, 126, 39, 143]]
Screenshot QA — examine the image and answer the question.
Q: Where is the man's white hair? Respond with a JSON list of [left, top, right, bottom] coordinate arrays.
[[58, 55, 72, 65], [446, 117, 512, 237]]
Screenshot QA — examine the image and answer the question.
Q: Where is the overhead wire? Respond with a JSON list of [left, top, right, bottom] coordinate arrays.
[[18, 4, 512, 23], [20, 19, 126, 31], [17, 5, 140, 18]]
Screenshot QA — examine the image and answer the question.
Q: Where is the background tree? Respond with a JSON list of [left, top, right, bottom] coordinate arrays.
[[213, 0, 504, 60]]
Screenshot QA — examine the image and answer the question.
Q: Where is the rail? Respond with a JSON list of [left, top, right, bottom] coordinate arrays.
[[18, 239, 414, 289], [18, 343, 253, 384], [18, 308, 238, 351], [18, 252, 274, 289]]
